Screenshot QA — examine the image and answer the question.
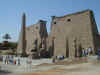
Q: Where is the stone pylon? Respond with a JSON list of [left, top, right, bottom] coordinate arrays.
[[21, 13, 27, 57]]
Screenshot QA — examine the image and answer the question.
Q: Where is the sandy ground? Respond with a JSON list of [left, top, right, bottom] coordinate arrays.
[[21, 63, 100, 75], [21, 56, 100, 75], [1, 56, 100, 75]]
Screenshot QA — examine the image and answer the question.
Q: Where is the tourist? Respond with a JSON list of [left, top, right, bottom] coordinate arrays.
[[52, 56, 56, 63], [18, 57, 20, 65], [88, 47, 90, 55], [89, 47, 93, 55], [85, 48, 88, 57], [97, 49, 100, 62], [6, 55, 9, 64], [82, 48, 85, 57], [4, 56, 7, 64], [14, 59, 16, 65]]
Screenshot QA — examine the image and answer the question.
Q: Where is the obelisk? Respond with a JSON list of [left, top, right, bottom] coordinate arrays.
[[21, 13, 27, 57]]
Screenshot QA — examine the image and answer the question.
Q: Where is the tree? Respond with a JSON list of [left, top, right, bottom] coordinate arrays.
[[2, 33, 11, 47], [3, 33, 11, 41], [7, 42, 17, 49]]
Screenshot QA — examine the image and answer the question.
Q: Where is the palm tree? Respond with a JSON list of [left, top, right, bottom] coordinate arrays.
[[2, 33, 11, 47], [3, 33, 11, 43], [3, 33, 11, 41]]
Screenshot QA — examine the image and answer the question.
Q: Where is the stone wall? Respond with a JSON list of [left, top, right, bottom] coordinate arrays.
[[49, 10, 100, 57], [17, 20, 48, 56]]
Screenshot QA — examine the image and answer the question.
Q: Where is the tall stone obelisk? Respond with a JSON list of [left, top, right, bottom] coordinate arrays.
[[21, 13, 27, 57]]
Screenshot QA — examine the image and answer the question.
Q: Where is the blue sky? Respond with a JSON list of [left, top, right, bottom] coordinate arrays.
[[0, 0, 100, 42]]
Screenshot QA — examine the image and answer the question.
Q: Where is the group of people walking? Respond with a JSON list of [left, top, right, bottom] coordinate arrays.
[[3, 55, 20, 65], [82, 47, 93, 57]]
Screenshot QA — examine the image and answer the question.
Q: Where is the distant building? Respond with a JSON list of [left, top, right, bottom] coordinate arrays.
[[17, 13, 48, 57], [17, 9, 100, 58]]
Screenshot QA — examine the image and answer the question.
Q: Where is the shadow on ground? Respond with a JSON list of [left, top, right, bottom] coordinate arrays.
[[0, 70, 11, 75]]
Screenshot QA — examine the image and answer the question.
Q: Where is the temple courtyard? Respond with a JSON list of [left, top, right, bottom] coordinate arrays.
[[0, 56, 100, 75]]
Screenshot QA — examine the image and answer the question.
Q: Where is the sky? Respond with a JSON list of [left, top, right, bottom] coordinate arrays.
[[0, 0, 100, 42]]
